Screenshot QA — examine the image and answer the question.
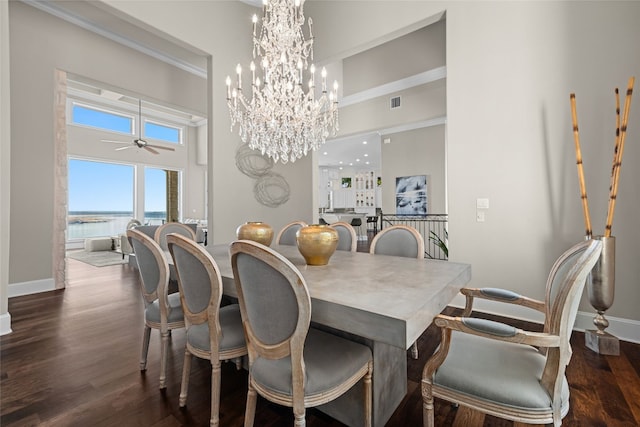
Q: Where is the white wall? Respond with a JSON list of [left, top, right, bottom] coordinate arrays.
[[109, 1, 640, 331], [7, 2, 206, 289], [310, 1, 640, 329]]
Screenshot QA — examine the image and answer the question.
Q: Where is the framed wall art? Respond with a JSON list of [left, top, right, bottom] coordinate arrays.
[[395, 175, 427, 215]]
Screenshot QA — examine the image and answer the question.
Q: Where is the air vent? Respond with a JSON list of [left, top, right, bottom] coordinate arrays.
[[390, 96, 401, 109]]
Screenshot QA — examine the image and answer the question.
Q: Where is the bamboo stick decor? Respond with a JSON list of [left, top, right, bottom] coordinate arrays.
[[605, 77, 634, 237], [570, 93, 593, 238], [571, 77, 634, 239]]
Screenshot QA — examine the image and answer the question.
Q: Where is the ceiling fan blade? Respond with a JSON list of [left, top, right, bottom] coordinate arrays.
[[115, 146, 133, 151], [146, 144, 175, 151], [144, 146, 160, 154], [102, 139, 131, 144]]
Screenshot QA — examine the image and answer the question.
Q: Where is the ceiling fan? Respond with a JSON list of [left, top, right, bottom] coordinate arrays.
[[102, 99, 175, 155]]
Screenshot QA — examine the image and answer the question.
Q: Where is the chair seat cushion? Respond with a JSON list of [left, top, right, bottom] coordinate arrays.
[[187, 304, 246, 353], [433, 331, 569, 413], [145, 292, 184, 324], [251, 328, 372, 396]]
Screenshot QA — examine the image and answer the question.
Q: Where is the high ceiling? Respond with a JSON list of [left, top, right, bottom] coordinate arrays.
[[30, 0, 437, 171]]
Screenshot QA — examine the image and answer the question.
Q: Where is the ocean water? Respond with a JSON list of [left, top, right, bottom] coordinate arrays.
[[67, 211, 166, 240]]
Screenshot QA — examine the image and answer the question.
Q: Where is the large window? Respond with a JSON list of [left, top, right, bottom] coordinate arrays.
[[68, 160, 183, 241], [67, 159, 134, 240]]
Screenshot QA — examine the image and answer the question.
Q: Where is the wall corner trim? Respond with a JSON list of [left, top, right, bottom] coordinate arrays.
[[0, 312, 11, 336]]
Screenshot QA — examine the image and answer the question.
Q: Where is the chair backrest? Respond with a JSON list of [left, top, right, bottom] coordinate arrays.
[[127, 229, 170, 308], [167, 233, 223, 350], [331, 221, 357, 252], [369, 225, 424, 259], [127, 219, 142, 230], [544, 239, 602, 342], [275, 221, 308, 245], [230, 240, 311, 364], [540, 239, 602, 398], [154, 222, 196, 251]]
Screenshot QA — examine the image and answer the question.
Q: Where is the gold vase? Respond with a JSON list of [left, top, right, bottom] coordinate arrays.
[[296, 224, 339, 266], [236, 222, 274, 246]]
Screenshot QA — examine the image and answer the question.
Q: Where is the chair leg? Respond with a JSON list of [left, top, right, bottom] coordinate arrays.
[[159, 330, 169, 389], [234, 356, 242, 370], [244, 378, 257, 427], [363, 360, 373, 427], [410, 341, 419, 359], [294, 412, 306, 427], [422, 379, 435, 427], [179, 349, 192, 407], [140, 325, 151, 370], [210, 360, 222, 427]]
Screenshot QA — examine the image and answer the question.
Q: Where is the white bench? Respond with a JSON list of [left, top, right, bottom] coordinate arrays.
[[84, 237, 113, 252]]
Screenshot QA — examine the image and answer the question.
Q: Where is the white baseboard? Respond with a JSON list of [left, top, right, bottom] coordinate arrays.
[[0, 312, 11, 336], [448, 294, 639, 344], [574, 311, 640, 344], [8, 278, 56, 298]]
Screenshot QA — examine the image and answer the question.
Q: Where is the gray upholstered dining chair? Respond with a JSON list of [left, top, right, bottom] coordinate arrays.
[[166, 233, 247, 427], [422, 239, 602, 427], [369, 224, 424, 259], [154, 222, 196, 251], [230, 240, 374, 427], [154, 222, 197, 293], [127, 228, 185, 389], [275, 220, 308, 245], [369, 224, 424, 358], [330, 221, 358, 252]]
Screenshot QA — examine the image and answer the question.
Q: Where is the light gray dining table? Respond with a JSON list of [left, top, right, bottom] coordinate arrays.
[[206, 243, 471, 427]]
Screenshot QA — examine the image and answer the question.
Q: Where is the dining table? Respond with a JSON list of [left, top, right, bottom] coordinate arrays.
[[206, 243, 471, 427]]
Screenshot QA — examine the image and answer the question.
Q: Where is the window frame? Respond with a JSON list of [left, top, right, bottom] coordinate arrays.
[[68, 101, 135, 136], [66, 96, 187, 148]]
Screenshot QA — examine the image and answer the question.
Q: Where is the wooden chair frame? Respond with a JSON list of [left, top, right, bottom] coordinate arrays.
[[421, 239, 602, 427], [167, 233, 247, 427], [369, 224, 425, 259], [230, 240, 373, 427], [154, 222, 196, 251], [127, 229, 185, 389], [330, 221, 358, 252], [275, 221, 308, 245]]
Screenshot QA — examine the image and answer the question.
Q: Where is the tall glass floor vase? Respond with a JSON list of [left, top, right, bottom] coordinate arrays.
[[585, 235, 620, 355]]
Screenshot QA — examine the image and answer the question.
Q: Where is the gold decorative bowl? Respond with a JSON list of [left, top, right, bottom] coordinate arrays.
[[236, 222, 274, 246], [296, 224, 339, 266]]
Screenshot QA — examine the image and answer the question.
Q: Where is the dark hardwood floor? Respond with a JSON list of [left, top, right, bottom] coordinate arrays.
[[2, 239, 639, 426]]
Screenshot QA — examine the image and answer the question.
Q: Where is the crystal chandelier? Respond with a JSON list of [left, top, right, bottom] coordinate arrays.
[[226, 0, 339, 164]]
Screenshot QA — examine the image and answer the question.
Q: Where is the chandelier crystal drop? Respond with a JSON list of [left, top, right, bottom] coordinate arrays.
[[226, 0, 339, 164]]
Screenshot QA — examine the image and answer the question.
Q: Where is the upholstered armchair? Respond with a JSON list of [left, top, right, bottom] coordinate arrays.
[[421, 239, 602, 427]]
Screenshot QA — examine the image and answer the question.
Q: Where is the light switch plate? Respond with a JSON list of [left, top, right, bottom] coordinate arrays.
[[476, 198, 490, 209]]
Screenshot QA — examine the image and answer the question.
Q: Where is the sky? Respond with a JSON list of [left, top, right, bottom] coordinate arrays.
[[68, 159, 166, 212]]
